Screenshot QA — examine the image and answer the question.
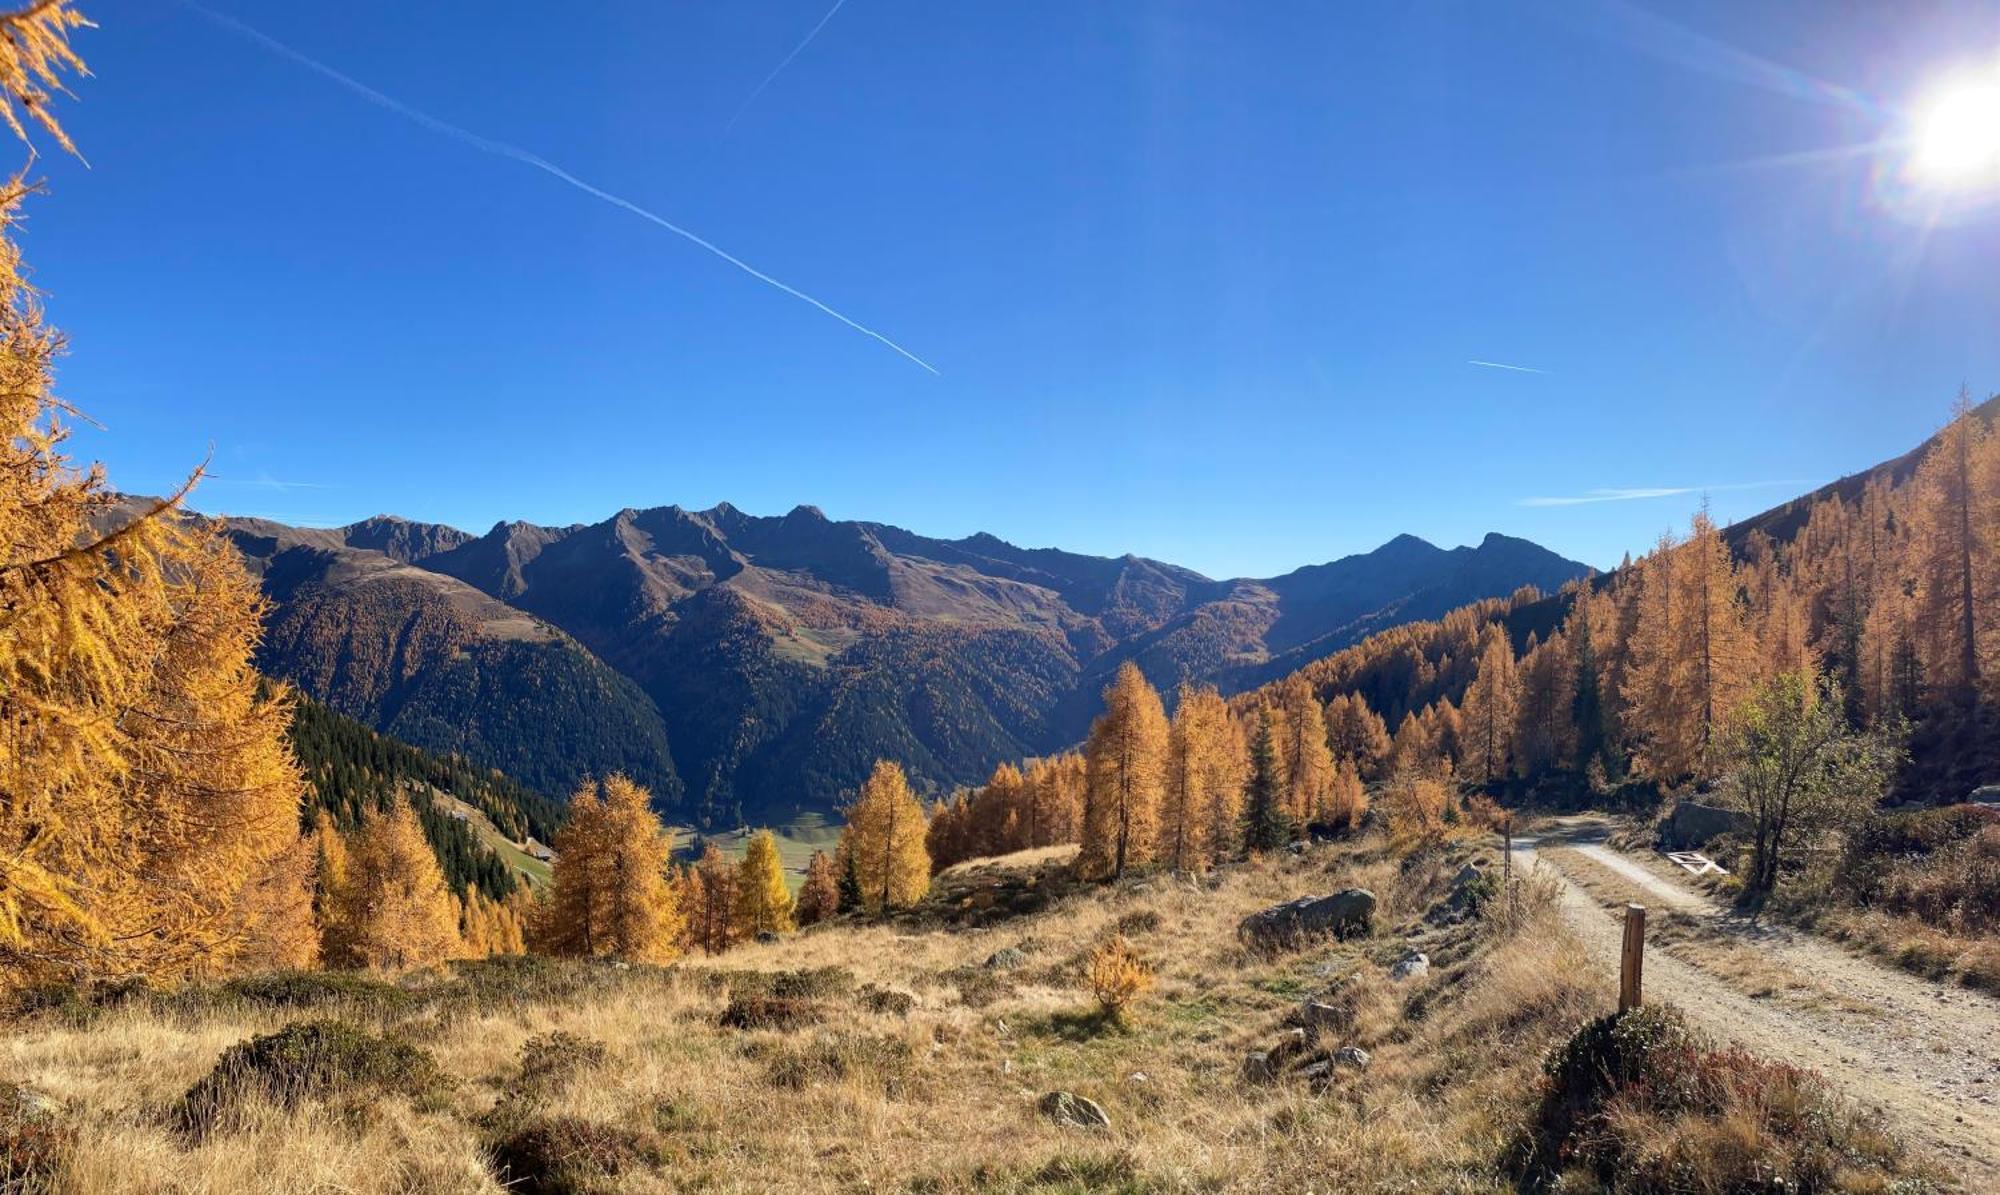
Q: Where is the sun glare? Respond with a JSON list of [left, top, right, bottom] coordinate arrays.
[[1909, 67, 2000, 191]]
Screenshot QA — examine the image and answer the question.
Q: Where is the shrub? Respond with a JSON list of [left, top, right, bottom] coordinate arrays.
[[0, 1085, 70, 1194], [517, 1031, 609, 1095], [1519, 1005, 1931, 1192], [220, 970, 413, 1013], [718, 995, 825, 1031], [1084, 936, 1154, 1015], [489, 1116, 654, 1195], [174, 1020, 446, 1137], [761, 1032, 914, 1092], [857, 984, 916, 1017]]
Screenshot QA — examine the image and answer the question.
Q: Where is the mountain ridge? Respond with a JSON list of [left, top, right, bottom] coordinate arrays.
[[210, 500, 1590, 824]]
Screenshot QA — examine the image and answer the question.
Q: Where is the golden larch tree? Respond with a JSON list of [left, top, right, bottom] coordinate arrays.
[[1275, 676, 1334, 828], [795, 849, 840, 926], [1458, 623, 1518, 784], [1077, 663, 1168, 880], [735, 829, 795, 936], [840, 760, 931, 915], [0, 11, 309, 983], [1157, 683, 1230, 872], [1324, 693, 1390, 779], [541, 776, 680, 962], [687, 843, 740, 954], [326, 796, 460, 972]]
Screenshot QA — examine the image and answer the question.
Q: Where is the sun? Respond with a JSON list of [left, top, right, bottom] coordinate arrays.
[[1909, 68, 2000, 191]]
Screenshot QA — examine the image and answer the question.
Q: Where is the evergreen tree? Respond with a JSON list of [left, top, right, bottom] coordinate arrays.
[[1242, 709, 1290, 853]]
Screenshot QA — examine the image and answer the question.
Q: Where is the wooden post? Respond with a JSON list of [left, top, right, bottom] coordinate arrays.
[[1619, 903, 1647, 1012]]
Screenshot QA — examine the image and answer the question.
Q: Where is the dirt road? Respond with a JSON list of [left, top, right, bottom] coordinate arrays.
[[1516, 820, 2000, 1187]]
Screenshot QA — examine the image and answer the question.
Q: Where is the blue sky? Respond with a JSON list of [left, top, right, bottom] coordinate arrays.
[[28, 1, 2000, 577]]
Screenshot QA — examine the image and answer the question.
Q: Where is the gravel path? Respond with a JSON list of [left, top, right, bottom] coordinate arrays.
[[1517, 820, 2000, 1188]]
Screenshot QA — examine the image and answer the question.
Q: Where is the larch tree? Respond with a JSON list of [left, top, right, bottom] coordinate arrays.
[[794, 849, 840, 927], [1680, 509, 1756, 778], [735, 829, 795, 936], [1275, 676, 1335, 829], [1324, 693, 1391, 780], [841, 760, 931, 915], [1623, 532, 1697, 779], [542, 776, 680, 963], [688, 843, 740, 954], [326, 796, 460, 972], [0, 8, 310, 985], [1158, 684, 1230, 872], [1908, 392, 1994, 705], [1241, 708, 1289, 853], [1077, 663, 1168, 881], [1457, 624, 1518, 784], [1323, 756, 1367, 831]]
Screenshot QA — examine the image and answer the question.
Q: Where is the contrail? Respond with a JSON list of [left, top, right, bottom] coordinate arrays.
[[1468, 359, 1547, 374], [726, 0, 850, 133], [177, 0, 938, 375], [1519, 480, 1813, 508]]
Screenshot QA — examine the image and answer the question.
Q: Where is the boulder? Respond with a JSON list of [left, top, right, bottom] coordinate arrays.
[[1335, 1045, 1371, 1070], [1038, 1090, 1110, 1130], [1238, 888, 1376, 952], [1662, 800, 1749, 850], [1300, 1000, 1347, 1036], [1390, 952, 1430, 982]]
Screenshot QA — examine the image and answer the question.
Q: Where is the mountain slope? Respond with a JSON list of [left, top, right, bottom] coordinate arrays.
[[225, 505, 1589, 823], [225, 519, 682, 804]]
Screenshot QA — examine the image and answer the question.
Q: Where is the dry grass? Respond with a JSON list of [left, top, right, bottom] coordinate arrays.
[[0, 833, 1927, 1193]]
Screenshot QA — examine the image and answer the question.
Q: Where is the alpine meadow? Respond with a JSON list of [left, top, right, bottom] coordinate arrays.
[[8, 3, 2000, 1193]]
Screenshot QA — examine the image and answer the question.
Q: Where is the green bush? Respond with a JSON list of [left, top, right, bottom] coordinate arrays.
[[174, 1020, 446, 1137]]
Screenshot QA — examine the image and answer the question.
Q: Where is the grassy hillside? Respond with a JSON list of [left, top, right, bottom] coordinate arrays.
[[669, 813, 841, 891], [0, 830, 1945, 1193]]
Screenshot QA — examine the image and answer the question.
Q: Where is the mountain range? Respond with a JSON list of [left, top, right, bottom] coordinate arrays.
[[216, 504, 1590, 825]]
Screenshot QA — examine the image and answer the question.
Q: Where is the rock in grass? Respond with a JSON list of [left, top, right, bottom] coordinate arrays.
[[1300, 1000, 1347, 1035], [1242, 1050, 1276, 1084], [1335, 1045, 1371, 1069], [1390, 952, 1430, 982], [984, 946, 1028, 971], [1237, 889, 1376, 952], [1038, 1090, 1111, 1130]]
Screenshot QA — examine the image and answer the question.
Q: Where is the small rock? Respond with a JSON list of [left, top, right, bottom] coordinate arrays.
[[1300, 1000, 1347, 1035], [1390, 952, 1430, 981], [1299, 1060, 1332, 1082], [985, 947, 1028, 971], [1242, 1050, 1276, 1084], [1038, 1090, 1110, 1130], [1128, 1071, 1149, 1084], [755, 930, 779, 944], [1335, 1045, 1371, 1070]]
